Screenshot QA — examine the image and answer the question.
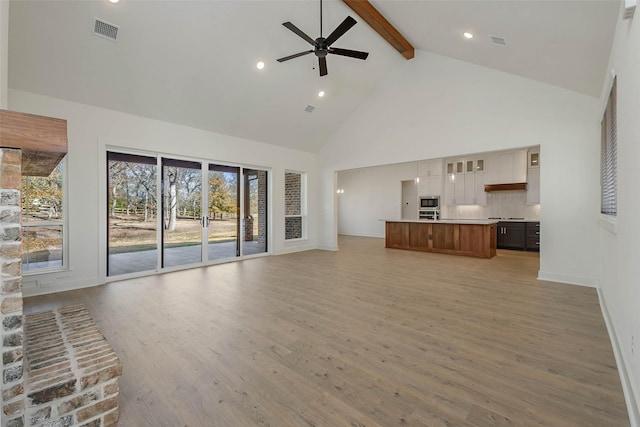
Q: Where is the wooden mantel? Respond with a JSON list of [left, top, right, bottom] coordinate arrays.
[[0, 109, 68, 176]]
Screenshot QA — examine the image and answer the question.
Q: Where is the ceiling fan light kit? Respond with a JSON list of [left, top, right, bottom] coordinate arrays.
[[277, 0, 369, 76]]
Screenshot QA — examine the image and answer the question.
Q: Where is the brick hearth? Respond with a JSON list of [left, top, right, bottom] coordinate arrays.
[[23, 304, 121, 426]]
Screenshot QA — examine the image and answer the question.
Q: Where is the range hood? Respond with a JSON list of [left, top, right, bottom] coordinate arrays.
[[484, 183, 527, 192]]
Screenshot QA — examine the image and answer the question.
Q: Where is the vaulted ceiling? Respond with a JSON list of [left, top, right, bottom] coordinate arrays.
[[8, 0, 620, 152]]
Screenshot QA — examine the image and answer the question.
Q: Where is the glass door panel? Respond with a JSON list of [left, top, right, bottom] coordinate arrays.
[[162, 158, 202, 268], [242, 168, 268, 255], [206, 164, 240, 261], [107, 152, 158, 276]]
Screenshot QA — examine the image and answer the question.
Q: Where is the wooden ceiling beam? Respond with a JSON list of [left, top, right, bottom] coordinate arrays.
[[342, 0, 414, 60]]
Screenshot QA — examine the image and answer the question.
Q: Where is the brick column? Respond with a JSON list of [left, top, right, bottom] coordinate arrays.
[[0, 148, 24, 427]]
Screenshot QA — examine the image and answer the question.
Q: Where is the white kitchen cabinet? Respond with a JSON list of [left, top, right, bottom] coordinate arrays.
[[486, 150, 527, 184], [464, 173, 475, 203], [417, 159, 443, 196], [418, 174, 443, 196], [444, 173, 464, 206], [444, 158, 487, 205], [418, 159, 443, 177], [526, 166, 540, 204]]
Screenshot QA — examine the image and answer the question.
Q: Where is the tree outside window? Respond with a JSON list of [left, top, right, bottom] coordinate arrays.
[[21, 160, 65, 272]]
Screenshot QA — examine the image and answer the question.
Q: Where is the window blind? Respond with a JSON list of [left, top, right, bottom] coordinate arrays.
[[601, 77, 617, 216]]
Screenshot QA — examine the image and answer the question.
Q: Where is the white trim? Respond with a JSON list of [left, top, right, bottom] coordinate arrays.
[[273, 246, 316, 256], [599, 215, 618, 235], [338, 232, 385, 239], [537, 271, 599, 288], [22, 275, 102, 298], [598, 289, 640, 427]]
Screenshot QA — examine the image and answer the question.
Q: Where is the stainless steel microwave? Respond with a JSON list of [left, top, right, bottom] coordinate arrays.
[[419, 196, 440, 209]]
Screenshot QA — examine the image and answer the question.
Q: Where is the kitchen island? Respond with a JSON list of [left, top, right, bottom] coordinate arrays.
[[384, 219, 498, 258]]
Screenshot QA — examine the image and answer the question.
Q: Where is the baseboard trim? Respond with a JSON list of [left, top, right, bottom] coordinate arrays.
[[273, 246, 316, 256], [317, 245, 339, 251], [22, 277, 102, 298], [598, 289, 640, 427], [338, 232, 384, 239], [537, 271, 599, 288]]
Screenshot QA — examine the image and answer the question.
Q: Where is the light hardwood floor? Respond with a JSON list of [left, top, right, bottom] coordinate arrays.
[[24, 236, 629, 426]]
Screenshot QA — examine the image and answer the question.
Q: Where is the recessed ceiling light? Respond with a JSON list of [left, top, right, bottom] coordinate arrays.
[[108, 0, 120, 3], [256, 61, 265, 70], [318, 90, 325, 97], [463, 32, 474, 39]]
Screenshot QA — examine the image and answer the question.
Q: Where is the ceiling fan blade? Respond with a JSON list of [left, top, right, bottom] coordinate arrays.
[[319, 57, 328, 76], [277, 50, 314, 62], [329, 47, 369, 60], [324, 16, 357, 47], [282, 22, 315, 45]]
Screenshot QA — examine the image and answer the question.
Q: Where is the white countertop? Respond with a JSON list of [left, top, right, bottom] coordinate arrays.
[[382, 219, 499, 225]]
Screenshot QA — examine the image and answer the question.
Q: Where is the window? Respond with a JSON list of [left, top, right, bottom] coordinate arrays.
[[601, 77, 617, 216], [285, 171, 305, 240], [21, 158, 66, 272]]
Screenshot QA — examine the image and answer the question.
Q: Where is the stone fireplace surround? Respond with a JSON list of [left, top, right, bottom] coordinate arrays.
[[1, 111, 121, 426]]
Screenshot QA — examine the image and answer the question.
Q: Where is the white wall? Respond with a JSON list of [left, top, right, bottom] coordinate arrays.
[[0, 0, 8, 109], [598, 7, 640, 425], [337, 162, 418, 237], [318, 50, 602, 287], [9, 89, 318, 296]]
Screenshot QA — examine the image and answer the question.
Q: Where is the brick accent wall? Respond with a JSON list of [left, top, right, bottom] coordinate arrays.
[[284, 172, 302, 240], [1, 148, 119, 427], [284, 172, 301, 216], [24, 304, 121, 426], [1, 148, 25, 427]]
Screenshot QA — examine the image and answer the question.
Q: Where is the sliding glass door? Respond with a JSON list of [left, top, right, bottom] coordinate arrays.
[[161, 158, 203, 268], [107, 152, 158, 276], [107, 151, 267, 277], [206, 164, 240, 261]]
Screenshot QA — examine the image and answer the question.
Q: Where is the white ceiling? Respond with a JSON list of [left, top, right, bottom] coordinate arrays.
[[8, 0, 620, 153]]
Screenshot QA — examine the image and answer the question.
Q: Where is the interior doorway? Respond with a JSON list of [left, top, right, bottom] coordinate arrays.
[[401, 180, 418, 220]]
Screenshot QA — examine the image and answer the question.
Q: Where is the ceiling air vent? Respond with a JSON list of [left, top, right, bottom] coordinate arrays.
[[490, 36, 507, 47], [304, 105, 316, 113], [93, 18, 119, 41]]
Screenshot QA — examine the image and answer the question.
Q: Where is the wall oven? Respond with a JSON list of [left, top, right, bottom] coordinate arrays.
[[418, 196, 440, 220]]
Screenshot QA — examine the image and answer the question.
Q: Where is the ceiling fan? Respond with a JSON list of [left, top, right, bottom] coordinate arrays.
[[277, 0, 369, 77]]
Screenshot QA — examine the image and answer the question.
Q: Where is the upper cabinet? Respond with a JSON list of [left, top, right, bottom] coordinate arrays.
[[418, 159, 443, 177], [526, 149, 540, 204], [418, 159, 443, 196], [444, 158, 486, 205], [485, 150, 527, 185]]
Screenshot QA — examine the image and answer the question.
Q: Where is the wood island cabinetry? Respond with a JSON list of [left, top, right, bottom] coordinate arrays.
[[385, 220, 497, 258]]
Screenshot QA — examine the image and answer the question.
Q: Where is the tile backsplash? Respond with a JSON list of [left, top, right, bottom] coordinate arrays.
[[443, 191, 540, 220]]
